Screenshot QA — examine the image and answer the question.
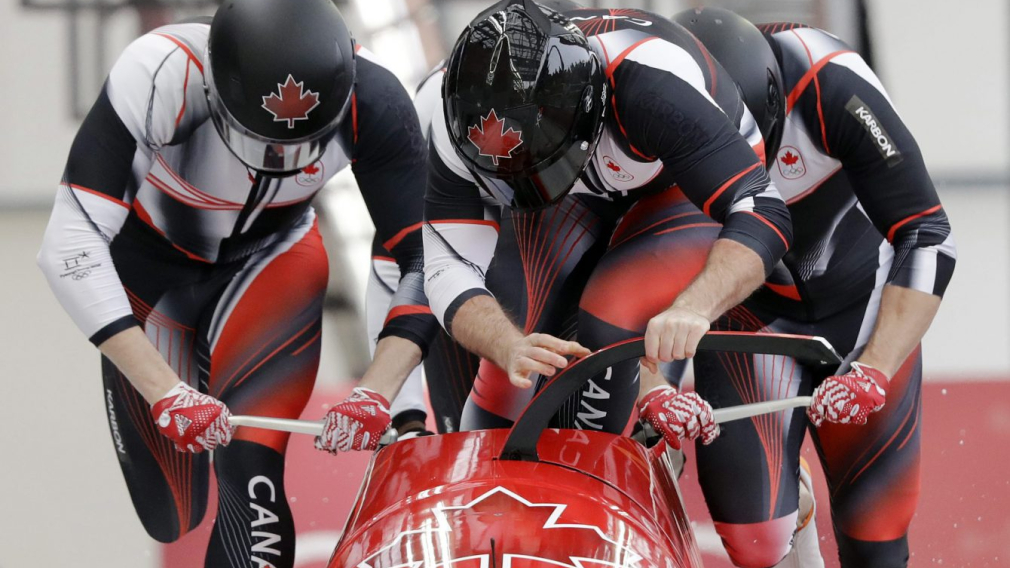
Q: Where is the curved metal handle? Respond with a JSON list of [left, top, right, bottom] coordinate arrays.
[[228, 415, 398, 446], [499, 332, 842, 462], [229, 415, 325, 436], [712, 396, 813, 424]]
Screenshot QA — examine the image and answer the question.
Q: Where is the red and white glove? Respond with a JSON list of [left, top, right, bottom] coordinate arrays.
[[151, 382, 234, 453], [315, 387, 391, 454], [638, 386, 720, 450], [808, 362, 889, 427]]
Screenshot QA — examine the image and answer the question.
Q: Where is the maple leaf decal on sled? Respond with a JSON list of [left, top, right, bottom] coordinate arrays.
[[468, 109, 523, 165], [781, 151, 799, 166], [354, 486, 645, 568], [262, 75, 321, 129]]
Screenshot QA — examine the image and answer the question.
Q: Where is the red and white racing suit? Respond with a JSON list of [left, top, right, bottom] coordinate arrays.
[[37, 21, 435, 568]]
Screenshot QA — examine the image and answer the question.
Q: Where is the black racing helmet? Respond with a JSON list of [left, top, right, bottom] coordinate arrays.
[[672, 7, 785, 165], [205, 0, 355, 175], [443, 0, 606, 211]]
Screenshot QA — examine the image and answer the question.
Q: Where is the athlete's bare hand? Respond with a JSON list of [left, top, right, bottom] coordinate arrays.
[[504, 333, 591, 389], [643, 306, 710, 373]]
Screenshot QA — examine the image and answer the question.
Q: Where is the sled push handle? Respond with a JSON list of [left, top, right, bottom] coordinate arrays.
[[499, 332, 843, 462]]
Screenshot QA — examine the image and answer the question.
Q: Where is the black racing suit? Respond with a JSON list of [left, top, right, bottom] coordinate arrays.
[[422, 8, 792, 433], [691, 23, 956, 568]]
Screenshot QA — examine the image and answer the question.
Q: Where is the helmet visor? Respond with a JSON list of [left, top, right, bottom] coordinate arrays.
[[204, 61, 351, 175], [474, 133, 594, 210]]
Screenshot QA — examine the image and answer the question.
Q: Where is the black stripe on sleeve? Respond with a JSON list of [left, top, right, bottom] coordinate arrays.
[[88, 314, 140, 346], [64, 84, 138, 202], [378, 325, 434, 359], [933, 252, 956, 297], [444, 288, 493, 338]]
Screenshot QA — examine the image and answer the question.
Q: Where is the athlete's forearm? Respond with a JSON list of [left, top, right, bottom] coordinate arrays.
[[98, 326, 181, 405], [671, 239, 766, 321], [448, 294, 525, 369], [359, 336, 423, 402], [855, 285, 941, 377]]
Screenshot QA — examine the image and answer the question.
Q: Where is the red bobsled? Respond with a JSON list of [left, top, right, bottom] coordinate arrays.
[[329, 429, 696, 568], [324, 335, 841, 568]]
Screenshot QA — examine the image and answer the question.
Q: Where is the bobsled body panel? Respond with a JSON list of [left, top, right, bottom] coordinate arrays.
[[329, 429, 702, 568]]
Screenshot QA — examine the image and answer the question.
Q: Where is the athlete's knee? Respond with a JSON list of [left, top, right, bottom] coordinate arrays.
[[836, 533, 909, 568], [714, 514, 797, 568], [831, 492, 916, 568]]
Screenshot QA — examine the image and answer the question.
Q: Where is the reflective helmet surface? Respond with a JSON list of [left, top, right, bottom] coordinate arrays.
[[672, 7, 785, 165], [443, 0, 606, 210], [206, 0, 355, 175]]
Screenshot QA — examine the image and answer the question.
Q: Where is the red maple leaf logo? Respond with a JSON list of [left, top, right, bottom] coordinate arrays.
[[261, 75, 320, 129], [302, 163, 320, 175], [468, 109, 523, 166], [606, 161, 621, 172], [781, 151, 799, 166], [355, 486, 644, 568]]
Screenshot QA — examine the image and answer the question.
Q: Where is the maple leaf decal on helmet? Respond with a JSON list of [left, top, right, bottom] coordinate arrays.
[[468, 109, 523, 166], [781, 150, 799, 166], [261, 75, 321, 129]]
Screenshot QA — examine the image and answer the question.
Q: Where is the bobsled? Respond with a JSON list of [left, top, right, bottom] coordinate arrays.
[[233, 333, 842, 568]]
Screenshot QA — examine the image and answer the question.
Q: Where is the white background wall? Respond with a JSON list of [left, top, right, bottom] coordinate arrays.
[[870, 0, 1010, 177], [0, 0, 1007, 566], [3, 0, 1008, 200], [0, 2, 136, 203]]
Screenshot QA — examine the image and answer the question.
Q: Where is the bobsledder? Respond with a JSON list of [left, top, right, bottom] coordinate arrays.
[[231, 332, 842, 568]]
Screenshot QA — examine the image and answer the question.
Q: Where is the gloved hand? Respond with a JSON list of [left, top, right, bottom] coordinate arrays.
[[808, 361, 888, 427], [638, 385, 719, 450], [315, 387, 391, 454], [151, 382, 234, 453]]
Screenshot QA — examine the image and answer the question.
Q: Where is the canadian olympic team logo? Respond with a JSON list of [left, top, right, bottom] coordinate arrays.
[[296, 162, 325, 186], [602, 156, 634, 182], [776, 146, 806, 180]]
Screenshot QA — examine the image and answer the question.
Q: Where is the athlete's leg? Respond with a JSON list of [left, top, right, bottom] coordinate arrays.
[[102, 354, 210, 542], [460, 194, 609, 429], [811, 347, 922, 568], [692, 305, 817, 568], [423, 328, 479, 433], [573, 189, 719, 433], [694, 297, 870, 567], [771, 458, 823, 568], [101, 218, 234, 542], [202, 214, 328, 568]]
